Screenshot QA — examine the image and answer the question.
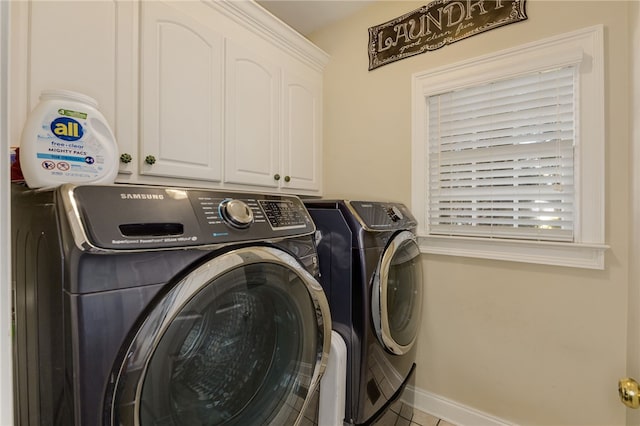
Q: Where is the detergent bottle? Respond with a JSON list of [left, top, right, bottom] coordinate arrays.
[[19, 89, 119, 188]]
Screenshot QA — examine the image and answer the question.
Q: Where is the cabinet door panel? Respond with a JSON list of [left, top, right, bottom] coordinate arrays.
[[17, 2, 122, 154], [28, 2, 117, 116], [140, 1, 223, 181], [224, 40, 280, 188], [282, 72, 322, 192]]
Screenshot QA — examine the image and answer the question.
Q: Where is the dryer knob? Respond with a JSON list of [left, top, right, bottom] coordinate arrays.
[[219, 199, 254, 229], [388, 206, 404, 222]]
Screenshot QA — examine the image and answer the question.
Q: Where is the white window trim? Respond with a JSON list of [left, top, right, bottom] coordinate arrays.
[[411, 25, 608, 269]]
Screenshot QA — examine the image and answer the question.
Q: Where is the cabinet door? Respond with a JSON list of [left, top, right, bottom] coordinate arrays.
[[281, 71, 322, 193], [12, 1, 135, 165], [140, 1, 223, 181], [224, 39, 280, 189]]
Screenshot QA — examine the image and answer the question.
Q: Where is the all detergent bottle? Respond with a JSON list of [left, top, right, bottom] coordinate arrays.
[[20, 89, 119, 188]]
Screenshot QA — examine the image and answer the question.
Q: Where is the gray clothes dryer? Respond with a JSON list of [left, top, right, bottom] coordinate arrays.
[[305, 200, 423, 425], [11, 183, 331, 426]]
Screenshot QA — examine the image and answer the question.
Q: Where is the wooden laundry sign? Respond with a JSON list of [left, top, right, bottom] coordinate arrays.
[[368, 0, 527, 70]]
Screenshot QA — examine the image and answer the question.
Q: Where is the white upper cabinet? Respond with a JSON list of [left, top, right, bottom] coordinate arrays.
[[9, 1, 137, 165], [10, 0, 328, 195], [219, 2, 326, 194], [281, 70, 322, 192], [224, 39, 280, 188], [139, 1, 223, 182], [224, 47, 323, 193], [138, 0, 328, 194]]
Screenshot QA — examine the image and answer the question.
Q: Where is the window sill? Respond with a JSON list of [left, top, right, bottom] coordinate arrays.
[[418, 235, 609, 270]]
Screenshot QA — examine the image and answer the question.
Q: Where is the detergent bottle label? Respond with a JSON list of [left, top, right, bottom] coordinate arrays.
[[33, 109, 107, 181]]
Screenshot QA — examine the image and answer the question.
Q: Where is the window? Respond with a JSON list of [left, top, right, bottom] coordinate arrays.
[[428, 65, 576, 242], [411, 26, 607, 269]]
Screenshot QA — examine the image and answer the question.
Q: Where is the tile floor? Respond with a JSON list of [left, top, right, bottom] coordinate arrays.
[[298, 385, 456, 426], [372, 400, 456, 426]]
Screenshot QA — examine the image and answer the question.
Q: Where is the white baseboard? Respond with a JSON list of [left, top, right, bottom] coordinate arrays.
[[402, 386, 516, 426]]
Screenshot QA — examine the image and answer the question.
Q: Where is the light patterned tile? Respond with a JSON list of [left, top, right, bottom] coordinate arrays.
[[389, 399, 403, 414], [411, 409, 439, 426], [374, 408, 400, 426], [370, 405, 456, 426], [396, 416, 411, 426], [399, 403, 413, 420]]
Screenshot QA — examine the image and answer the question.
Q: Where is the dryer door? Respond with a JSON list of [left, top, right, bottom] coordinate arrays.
[[372, 231, 423, 355], [107, 246, 330, 426]]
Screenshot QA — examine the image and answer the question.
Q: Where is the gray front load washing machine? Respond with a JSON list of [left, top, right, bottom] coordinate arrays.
[[11, 183, 331, 426]]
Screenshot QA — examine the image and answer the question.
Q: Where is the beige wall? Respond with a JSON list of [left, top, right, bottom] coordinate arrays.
[[311, 1, 632, 424]]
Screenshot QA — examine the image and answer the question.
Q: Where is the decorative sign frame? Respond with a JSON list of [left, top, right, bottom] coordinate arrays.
[[368, 0, 527, 70]]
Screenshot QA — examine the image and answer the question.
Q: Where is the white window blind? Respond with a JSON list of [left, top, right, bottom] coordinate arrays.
[[427, 66, 576, 242]]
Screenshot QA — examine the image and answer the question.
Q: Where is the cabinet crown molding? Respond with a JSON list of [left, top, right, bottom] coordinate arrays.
[[204, 0, 330, 72]]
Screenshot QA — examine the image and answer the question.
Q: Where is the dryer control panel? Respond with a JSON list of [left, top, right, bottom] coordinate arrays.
[[346, 201, 417, 231], [62, 184, 315, 251]]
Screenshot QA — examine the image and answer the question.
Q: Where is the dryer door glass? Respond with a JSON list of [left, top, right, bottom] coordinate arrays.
[[108, 246, 329, 426], [372, 231, 423, 355]]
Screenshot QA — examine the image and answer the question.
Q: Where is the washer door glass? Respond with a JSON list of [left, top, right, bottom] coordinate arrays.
[[372, 231, 423, 355], [108, 246, 329, 426]]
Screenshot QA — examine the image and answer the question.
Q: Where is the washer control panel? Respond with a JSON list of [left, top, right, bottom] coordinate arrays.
[[259, 200, 309, 230], [68, 185, 314, 250]]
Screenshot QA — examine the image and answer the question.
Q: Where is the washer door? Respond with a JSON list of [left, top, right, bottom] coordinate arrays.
[[107, 246, 331, 426], [372, 231, 423, 355]]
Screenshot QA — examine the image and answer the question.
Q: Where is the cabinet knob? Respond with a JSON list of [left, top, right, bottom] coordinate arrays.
[[284, 175, 291, 182], [274, 174, 281, 181], [145, 155, 156, 165], [120, 153, 132, 164]]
